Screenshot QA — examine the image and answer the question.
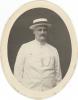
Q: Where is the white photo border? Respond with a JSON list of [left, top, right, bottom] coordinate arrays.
[[0, 0, 78, 99]]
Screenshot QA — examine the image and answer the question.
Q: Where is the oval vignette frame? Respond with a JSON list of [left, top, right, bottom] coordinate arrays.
[[0, 0, 78, 99]]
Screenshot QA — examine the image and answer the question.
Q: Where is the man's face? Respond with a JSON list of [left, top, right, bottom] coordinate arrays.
[[33, 26, 48, 42]]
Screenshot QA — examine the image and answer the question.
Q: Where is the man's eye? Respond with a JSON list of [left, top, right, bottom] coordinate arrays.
[[38, 29, 42, 31], [44, 29, 47, 31], [38, 29, 41, 31]]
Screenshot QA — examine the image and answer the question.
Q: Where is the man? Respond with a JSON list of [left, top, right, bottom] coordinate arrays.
[[14, 18, 62, 91]]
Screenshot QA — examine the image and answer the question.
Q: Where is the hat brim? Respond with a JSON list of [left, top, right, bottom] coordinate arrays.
[[29, 23, 51, 30]]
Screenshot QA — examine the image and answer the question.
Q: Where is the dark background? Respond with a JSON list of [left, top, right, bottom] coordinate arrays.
[[8, 8, 72, 78]]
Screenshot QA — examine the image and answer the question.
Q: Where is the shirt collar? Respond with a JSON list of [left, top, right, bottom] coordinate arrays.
[[34, 39, 47, 46]]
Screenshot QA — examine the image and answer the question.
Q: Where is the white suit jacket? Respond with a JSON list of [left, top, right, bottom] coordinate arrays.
[[14, 39, 62, 91]]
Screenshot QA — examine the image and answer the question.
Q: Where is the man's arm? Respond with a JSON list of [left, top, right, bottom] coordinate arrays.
[[54, 49, 62, 85], [14, 45, 25, 82]]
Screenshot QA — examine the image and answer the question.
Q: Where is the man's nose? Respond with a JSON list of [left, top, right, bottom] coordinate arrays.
[[41, 30, 45, 33]]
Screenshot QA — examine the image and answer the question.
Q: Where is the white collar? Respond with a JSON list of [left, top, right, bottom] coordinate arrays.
[[34, 39, 47, 46]]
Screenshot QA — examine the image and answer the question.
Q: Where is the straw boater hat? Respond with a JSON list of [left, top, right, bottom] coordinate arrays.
[[29, 18, 51, 30]]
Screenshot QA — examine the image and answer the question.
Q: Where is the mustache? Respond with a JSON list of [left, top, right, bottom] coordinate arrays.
[[40, 34, 47, 37]]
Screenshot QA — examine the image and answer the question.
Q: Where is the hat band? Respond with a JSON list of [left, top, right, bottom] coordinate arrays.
[[29, 21, 51, 29], [33, 21, 48, 25]]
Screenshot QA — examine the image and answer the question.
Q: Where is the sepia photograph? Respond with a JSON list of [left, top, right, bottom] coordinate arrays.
[[0, 0, 77, 98], [8, 8, 71, 91]]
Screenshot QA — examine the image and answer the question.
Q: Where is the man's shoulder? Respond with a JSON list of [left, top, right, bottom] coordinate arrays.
[[21, 40, 34, 48], [47, 43, 58, 53]]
